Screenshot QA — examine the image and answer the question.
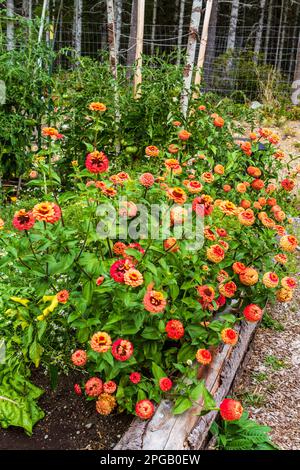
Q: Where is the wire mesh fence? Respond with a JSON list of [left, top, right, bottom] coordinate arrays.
[[1, 13, 299, 100], [51, 20, 299, 99]]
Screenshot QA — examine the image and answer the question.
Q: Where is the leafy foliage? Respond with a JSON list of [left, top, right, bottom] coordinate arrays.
[[210, 412, 279, 450]]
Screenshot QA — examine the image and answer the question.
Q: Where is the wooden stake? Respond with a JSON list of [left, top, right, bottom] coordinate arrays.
[[194, 0, 214, 94], [134, 0, 145, 99]]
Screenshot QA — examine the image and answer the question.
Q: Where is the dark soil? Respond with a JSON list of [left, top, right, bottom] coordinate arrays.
[[0, 370, 132, 450]]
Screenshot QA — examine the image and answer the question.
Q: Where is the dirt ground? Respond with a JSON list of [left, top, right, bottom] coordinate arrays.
[[0, 370, 132, 450]]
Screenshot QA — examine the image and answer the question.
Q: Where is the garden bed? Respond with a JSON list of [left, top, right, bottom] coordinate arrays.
[[0, 370, 131, 450], [116, 318, 258, 450]]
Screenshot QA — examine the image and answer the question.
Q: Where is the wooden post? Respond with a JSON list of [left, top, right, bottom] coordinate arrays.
[[134, 0, 145, 99], [194, 0, 214, 94]]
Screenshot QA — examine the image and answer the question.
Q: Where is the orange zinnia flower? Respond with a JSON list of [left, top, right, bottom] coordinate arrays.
[[165, 159, 182, 174], [218, 281, 237, 298], [251, 179, 265, 190], [164, 237, 179, 252], [145, 145, 159, 157], [214, 164, 225, 175], [274, 253, 287, 264], [197, 285, 215, 303], [213, 116, 224, 127], [240, 141, 252, 156], [232, 262, 246, 274], [207, 244, 225, 263], [239, 267, 259, 286], [223, 184, 231, 192], [96, 393, 116, 415], [221, 328, 238, 345], [220, 200, 237, 216], [243, 304, 263, 322], [236, 183, 247, 193], [276, 288, 293, 303], [247, 166, 261, 178], [196, 349, 212, 365], [89, 102, 107, 112], [167, 187, 187, 204], [281, 276, 297, 290], [168, 144, 179, 154], [201, 172, 214, 183], [102, 186, 117, 197], [279, 235, 298, 253], [217, 269, 229, 283], [185, 180, 203, 193], [178, 130, 191, 141], [113, 241, 127, 256], [32, 201, 61, 224], [42, 127, 59, 137]]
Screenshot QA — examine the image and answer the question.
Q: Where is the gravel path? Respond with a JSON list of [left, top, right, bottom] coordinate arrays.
[[232, 251, 300, 450]]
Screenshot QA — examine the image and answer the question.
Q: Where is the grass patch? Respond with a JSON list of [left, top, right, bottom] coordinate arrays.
[[264, 355, 287, 371], [261, 312, 284, 331], [236, 392, 266, 407]]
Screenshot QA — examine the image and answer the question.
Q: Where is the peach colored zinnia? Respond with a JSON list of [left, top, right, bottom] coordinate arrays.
[[124, 268, 144, 287], [90, 331, 112, 353], [262, 272, 279, 288]]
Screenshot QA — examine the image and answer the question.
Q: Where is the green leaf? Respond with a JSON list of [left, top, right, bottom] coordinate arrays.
[[169, 282, 179, 300], [29, 340, 44, 368], [151, 362, 166, 381], [141, 326, 161, 340], [190, 380, 216, 410], [177, 343, 196, 363], [173, 396, 193, 415]]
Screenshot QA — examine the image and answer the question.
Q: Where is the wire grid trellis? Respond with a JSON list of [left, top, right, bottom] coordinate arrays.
[[1, 12, 299, 99]]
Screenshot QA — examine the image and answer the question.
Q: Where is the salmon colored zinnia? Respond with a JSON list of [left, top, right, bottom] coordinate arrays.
[[85, 150, 109, 173], [89, 102, 107, 112], [262, 272, 279, 288], [145, 145, 159, 157], [112, 339, 134, 361], [135, 399, 155, 419], [143, 284, 166, 313], [12, 209, 35, 231], [96, 393, 116, 415]]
